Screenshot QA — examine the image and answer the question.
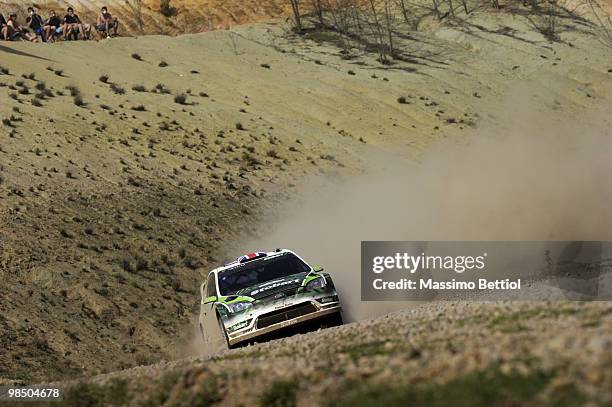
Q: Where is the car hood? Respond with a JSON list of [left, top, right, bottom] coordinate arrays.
[[234, 272, 310, 300]]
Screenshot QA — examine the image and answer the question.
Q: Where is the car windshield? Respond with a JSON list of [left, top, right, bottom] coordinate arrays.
[[217, 253, 311, 296]]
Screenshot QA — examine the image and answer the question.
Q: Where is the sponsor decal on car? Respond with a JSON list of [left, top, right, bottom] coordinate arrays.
[[249, 278, 300, 296]]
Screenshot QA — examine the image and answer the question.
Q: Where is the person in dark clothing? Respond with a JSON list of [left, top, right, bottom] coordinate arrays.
[[43, 10, 62, 42], [26, 7, 45, 41], [63, 7, 91, 40]]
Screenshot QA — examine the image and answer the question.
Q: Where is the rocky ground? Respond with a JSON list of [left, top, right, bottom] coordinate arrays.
[[42, 300, 612, 406], [1, 0, 611, 403]]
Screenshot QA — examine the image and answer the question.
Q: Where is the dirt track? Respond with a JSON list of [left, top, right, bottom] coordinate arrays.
[[45, 300, 612, 406]]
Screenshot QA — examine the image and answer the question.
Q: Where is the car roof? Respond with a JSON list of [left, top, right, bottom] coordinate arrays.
[[207, 248, 296, 277]]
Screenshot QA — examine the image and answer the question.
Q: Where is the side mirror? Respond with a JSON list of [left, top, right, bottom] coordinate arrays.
[[312, 264, 324, 272]]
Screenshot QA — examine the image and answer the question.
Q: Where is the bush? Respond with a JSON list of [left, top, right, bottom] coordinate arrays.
[[154, 83, 171, 94], [66, 85, 81, 97], [174, 94, 188, 105], [160, 0, 177, 17], [73, 95, 85, 107], [259, 379, 297, 407], [110, 83, 125, 95], [397, 96, 409, 104]]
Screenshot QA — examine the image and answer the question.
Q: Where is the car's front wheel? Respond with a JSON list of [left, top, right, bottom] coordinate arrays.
[[321, 312, 343, 328], [218, 317, 232, 349]]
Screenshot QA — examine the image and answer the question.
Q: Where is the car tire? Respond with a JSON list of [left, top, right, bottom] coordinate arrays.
[[321, 312, 343, 328], [218, 317, 232, 349]]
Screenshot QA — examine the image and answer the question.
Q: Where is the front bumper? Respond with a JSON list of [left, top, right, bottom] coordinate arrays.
[[226, 301, 342, 346]]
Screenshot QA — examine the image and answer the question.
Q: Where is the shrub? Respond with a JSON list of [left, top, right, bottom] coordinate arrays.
[[110, 83, 125, 95], [397, 96, 409, 104], [259, 379, 297, 407], [73, 95, 85, 107], [131, 53, 143, 61], [158, 61, 168, 67], [160, 0, 177, 17], [66, 85, 81, 97], [174, 94, 188, 105], [131, 84, 147, 92], [154, 83, 171, 94], [99, 74, 109, 83]]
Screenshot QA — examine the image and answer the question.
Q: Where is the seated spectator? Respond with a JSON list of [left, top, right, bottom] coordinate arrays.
[[0, 13, 8, 40], [26, 7, 46, 42], [96, 6, 119, 38], [43, 10, 63, 42], [7, 12, 38, 42], [63, 7, 91, 40]]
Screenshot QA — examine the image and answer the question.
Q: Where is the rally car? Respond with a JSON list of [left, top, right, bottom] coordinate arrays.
[[198, 249, 343, 349]]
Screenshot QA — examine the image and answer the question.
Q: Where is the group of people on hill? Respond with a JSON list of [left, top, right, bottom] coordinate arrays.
[[0, 6, 119, 43]]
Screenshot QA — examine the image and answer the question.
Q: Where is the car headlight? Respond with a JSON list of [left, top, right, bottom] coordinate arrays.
[[227, 301, 252, 314], [305, 276, 327, 291]]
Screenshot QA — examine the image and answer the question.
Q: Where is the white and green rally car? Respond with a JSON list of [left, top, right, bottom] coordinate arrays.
[[198, 249, 343, 348]]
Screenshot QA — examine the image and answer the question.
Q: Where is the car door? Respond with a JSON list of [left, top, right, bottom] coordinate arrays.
[[199, 273, 223, 347]]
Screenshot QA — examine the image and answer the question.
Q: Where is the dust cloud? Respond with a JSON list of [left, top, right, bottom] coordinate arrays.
[[240, 87, 612, 322]]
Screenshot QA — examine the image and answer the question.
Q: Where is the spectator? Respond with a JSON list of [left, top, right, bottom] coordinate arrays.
[[63, 7, 91, 40], [26, 7, 46, 42], [96, 6, 119, 38], [0, 13, 8, 40], [43, 10, 63, 42], [7, 12, 38, 42]]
